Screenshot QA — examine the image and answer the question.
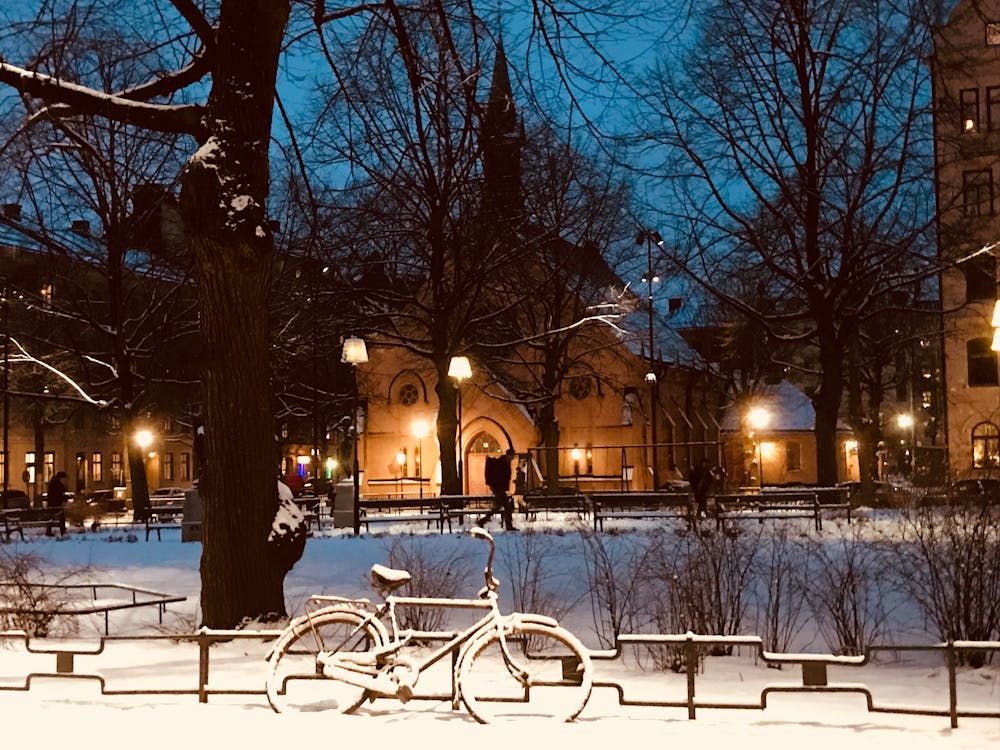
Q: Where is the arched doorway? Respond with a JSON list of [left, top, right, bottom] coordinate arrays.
[[466, 430, 502, 495]]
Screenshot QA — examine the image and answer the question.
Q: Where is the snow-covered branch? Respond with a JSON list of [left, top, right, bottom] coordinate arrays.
[[0, 62, 205, 138]]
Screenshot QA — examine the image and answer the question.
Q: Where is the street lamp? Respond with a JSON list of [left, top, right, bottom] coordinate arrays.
[[747, 407, 770, 487], [412, 419, 429, 498], [637, 228, 663, 489], [342, 336, 368, 534], [448, 356, 472, 492], [897, 413, 915, 474]]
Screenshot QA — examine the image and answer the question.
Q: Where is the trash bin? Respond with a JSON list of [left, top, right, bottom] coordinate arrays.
[[182, 485, 203, 542], [332, 478, 357, 529]]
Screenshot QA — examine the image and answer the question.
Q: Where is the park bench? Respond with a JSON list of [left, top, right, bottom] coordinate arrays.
[[144, 503, 186, 541], [358, 497, 452, 533], [294, 494, 324, 530], [1, 507, 66, 541], [522, 492, 591, 521], [590, 491, 693, 531], [440, 495, 496, 527], [715, 489, 852, 532]]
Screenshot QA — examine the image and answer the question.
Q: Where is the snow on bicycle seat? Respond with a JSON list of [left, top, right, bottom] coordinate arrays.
[[371, 563, 412, 593]]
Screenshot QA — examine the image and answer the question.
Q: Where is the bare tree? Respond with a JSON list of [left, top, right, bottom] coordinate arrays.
[[0, 0, 656, 626], [1, 28, 196, 516], [638, 0, 936, 484]]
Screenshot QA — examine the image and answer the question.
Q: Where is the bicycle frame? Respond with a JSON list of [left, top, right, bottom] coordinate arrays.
[[309, 525, 543, 702], [316, 589, 536, 701]]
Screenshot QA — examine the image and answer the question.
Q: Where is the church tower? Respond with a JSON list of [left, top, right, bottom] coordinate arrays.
[[480, 37, 525, 224]]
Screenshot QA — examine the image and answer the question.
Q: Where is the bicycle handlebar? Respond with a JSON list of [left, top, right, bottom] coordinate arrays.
[[470, 526, 499, 594]]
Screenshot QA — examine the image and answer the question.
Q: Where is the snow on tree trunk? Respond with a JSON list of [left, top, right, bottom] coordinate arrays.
[[178, 0, 303, 629]]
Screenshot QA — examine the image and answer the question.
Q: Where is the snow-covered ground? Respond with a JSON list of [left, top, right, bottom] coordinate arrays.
[[1, 516, 998, 750]]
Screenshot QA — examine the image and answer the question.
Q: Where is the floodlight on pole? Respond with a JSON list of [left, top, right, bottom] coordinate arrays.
[[637, 228, 663, 490], [342, 336, 368, 534], [747, 407, 770, 487]]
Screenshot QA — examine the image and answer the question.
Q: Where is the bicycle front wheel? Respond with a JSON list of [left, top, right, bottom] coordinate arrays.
[[457, 621, 593, 723], [266, 607, 385, 714]]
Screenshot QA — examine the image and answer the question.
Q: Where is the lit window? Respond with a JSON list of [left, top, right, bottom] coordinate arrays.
[[987, 22, 1000, 46], [960, 88, 979, 133], [181, 453, 192, 481], [972, 422, 1000, 467], [91, 452, 103, 483]]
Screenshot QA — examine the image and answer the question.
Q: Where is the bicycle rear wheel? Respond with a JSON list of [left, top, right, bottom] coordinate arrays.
[[266, 607, 385, 713], [457, 621, 593, 723]]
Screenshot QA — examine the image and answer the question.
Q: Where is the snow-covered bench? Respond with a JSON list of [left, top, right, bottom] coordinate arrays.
[[1, 507, 65, 541], [715, 489, 852, 532], [590, 492, 692, 531]]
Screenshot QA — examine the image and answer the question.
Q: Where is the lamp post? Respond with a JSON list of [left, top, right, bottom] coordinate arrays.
[[637, 228, 663, 490], [448, 356, 472, 492], [896, 413, 914, 475], [342, 336, 368, 534], [747, 407, 770, 487], [412, 419, 429, 498], [571, 447, 581, 491]]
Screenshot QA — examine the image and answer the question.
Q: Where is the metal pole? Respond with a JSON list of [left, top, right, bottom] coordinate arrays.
[[456, 387, 464, 493], [352, 367, 361, 535], [646, 234, 660, 490]]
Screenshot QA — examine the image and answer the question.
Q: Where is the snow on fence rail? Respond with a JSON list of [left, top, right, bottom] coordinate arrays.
[[0, 628, 995, 728], [0, 583, 186, 635]]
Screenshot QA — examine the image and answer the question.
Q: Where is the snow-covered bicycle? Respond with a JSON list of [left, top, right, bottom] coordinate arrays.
[[265, 527, 592, 722]]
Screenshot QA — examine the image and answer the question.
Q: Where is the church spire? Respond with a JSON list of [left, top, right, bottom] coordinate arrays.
[[481, 36, 524, 222]]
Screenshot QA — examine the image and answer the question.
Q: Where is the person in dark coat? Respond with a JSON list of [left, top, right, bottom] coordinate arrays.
[[46, 471, 69, 508], [479, 448, 517, 531], [688, 458, 713, 518]]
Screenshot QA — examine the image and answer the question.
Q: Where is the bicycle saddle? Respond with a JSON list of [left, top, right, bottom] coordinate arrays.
[[371, 563, 412, 594]]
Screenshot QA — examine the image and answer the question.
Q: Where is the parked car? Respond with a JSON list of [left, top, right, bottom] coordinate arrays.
[[85, 488, 127, 513], [150, 487, 187, 506], [0, 489, 30, 510], [302, 477, 335, 497]]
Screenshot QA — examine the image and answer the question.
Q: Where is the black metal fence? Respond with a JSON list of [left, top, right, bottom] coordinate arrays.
[[0, 629, 996, 728]]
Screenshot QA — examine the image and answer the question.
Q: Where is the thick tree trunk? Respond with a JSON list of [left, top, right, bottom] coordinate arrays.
[[813, 342, 845, 486], [539, 400, 561, 490], [436, 370, 460, 495], [179, 0, 303, 628]]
